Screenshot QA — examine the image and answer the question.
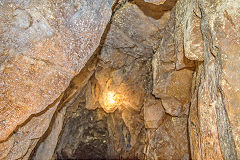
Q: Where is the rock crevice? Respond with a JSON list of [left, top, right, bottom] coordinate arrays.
[[0, 0, 240, 159]]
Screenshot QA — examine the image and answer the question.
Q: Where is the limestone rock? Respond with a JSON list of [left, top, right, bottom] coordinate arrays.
[[0, 0, 115, 141]]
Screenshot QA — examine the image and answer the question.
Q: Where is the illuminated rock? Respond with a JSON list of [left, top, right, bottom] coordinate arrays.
[[144, 0, 166, 5]]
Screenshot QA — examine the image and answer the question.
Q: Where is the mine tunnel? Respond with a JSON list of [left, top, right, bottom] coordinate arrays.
[[0, 0, 239, 160]]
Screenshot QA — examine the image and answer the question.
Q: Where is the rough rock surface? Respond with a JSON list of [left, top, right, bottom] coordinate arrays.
[[31, 54, 98, 160], [34, 106, 67, 160], [0, 99, 60, 160], [1, 0, 239, 159], [144, 0, 166, 5], [144, 95, 165, 128], [55, 2, 160, 159], [52, 2, 188, 160], [180, 0, 240, 159], [0, 0, 115, 141], [152, 9, 193, 117], [145, 115, 189, 160]]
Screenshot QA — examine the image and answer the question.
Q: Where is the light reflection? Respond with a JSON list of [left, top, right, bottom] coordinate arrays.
[[106, 92, 116, 105]]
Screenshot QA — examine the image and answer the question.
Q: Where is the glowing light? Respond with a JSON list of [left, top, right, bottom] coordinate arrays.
[[102, 91, 119, 113], [106, 92, 116, 105]]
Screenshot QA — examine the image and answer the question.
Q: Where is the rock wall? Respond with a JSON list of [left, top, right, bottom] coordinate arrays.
[[0, 0, 115, 142], [0, 0, 239, 160], [151, 0, 240, 159], [52, 2, 182, 159], [185, 0, 240, 159], [0, 0, 115, 159], [34, 1, 189, 159]]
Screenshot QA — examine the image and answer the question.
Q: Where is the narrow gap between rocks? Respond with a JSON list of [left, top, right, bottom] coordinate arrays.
[[32, 0, 194, 159]]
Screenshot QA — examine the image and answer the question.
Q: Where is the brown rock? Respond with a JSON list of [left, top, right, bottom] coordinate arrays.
[[153, 65, 193, 116], [165, 69, 193, 104], [174, 0, 195, 69], [110, 2, 159, 58], [145, 115, 189, 159], [215, 5, 240, 159], [85, 80, 99, 110], [0, 54, 72, 141], [34, 106, 67, 160], [153, 10, 176, 64], [161, 97, 183, 117], [0, 136, 14, 159], [184, 1, 204, 61], [0, 99, 59, 160], [144, 0, 166, 5], [133, 0, 177, 20], [122, 109, 145, 147], [144, 96, 165, 128], [0, 0, 115, 141], [188, 0, 240, 159]]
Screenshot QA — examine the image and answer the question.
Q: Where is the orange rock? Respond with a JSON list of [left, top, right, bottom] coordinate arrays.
[[144, 0, 166, 5]]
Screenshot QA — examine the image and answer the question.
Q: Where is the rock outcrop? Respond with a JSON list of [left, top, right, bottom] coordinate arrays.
[[186, 0, 240, 159], [152, 0, 240, 159], [0, 0, 115, 141]]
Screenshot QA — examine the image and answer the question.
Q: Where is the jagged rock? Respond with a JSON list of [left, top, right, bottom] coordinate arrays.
[[108, 2, 159, 59], [144, 95, 165, 128], [96, 2, 163, 113], [0, 0, 115, 141], [85, 79, 99, 110], [161, 97, 183, 117], [188, 0, 240, 159], [33, 106, 67, 160], [121, 109, 145, 152], [0, 99, 60, 160], [153, 25, 193, 117], [1, 0, 239, 159], [174, 0, 195, 69], [145, 115, 189, 159], [55, 2, 163, 159], [184, 0, 204, 61], [56, 96, 110, 159]]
